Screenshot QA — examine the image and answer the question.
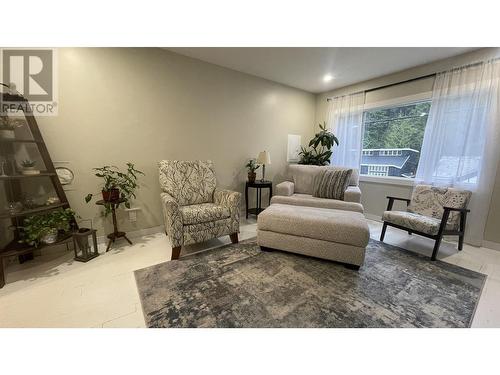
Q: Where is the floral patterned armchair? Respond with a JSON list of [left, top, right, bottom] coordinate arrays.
[[159, 160, 241, 260], [380, 185, 471, 260]]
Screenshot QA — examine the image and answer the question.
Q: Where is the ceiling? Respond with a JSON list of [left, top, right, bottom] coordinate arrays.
[[167, 47, 478, 93]]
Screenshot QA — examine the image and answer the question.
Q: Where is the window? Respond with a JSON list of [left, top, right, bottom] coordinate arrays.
[[360, 101, 431, 178]]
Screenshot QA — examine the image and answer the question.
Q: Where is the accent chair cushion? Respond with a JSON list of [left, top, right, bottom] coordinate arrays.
[[159, 160, 217, 206], [312, 168, 352, 200], [382, 210, 456, 235], [180, 203, 231, 225], [407, 185, 471, 230]]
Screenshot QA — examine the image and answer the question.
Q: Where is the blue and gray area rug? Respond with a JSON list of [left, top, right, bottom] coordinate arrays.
[[134, 239, 485, 328]]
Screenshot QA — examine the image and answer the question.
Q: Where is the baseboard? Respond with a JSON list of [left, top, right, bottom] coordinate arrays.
[[96, 225, 164, 245], [482, 240, 500, 252], [364, 213, 382, 222]]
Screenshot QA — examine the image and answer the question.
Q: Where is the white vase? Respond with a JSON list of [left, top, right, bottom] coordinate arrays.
[[41, 229, 58, 244], [0, 129, 15, 139], [21, 167, 40, 175]]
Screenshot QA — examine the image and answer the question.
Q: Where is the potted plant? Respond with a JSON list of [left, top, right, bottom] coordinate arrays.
[[85, 162, 144, 215], [0, 116, 23, 140], [298, 122, 339, 166], [20, 208, 77, 247], [245, 159, 260, 183], [20, 159, 40, 175]]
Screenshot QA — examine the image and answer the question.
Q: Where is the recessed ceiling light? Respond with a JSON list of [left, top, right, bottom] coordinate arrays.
[[323, 74, 334, 82]]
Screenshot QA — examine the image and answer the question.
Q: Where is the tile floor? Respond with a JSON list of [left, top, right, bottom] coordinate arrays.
[[1, 219, 499, 327]]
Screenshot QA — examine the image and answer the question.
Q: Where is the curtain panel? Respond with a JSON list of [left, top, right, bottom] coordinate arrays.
[[327, 92, 365, 169], [416, 59, 500, 246]]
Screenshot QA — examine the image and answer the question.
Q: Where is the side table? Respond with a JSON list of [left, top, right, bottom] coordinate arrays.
[[96, 198, 133, 251], [245, 180, 272, 218]]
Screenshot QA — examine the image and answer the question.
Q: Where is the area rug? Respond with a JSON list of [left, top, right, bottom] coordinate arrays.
[[134, 239, 486, 328]]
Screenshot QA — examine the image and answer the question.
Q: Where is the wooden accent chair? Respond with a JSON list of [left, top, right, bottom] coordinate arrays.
[[380, 185, 471, 260], [158, 160, 241, 260]]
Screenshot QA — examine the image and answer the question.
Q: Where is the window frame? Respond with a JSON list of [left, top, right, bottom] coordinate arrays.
[[359, 98, 431, 185]]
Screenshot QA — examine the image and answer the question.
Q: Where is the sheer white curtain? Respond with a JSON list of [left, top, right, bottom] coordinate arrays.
[[327, 92, 365, 168], [416, 59, 500, 246]]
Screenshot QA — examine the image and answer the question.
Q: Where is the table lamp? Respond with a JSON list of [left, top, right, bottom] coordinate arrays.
[[256, 151, 271, 181]]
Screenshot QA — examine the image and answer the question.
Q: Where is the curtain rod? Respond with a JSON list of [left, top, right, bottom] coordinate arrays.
[[326, 73, 435, 101], [325, 58, 500, 102]]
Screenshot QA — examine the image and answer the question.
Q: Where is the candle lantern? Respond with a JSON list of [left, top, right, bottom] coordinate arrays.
[[72, 220, 99, 262]]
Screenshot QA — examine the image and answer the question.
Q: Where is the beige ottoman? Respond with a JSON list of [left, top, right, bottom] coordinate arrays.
[[257, 204, 370, 269]]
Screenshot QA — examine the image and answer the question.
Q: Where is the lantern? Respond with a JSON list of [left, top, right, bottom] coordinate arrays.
[[72, 221, 99, 262]]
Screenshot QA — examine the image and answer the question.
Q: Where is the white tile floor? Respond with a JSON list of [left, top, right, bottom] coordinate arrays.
[[1, 219, 499, 327]]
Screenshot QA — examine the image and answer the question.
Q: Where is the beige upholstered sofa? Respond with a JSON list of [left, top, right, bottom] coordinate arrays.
[[158, 160, 241, 260], [271, 164, 363, 213]]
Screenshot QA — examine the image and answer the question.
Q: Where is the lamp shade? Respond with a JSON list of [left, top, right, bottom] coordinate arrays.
[[257, 151, 271, 165]]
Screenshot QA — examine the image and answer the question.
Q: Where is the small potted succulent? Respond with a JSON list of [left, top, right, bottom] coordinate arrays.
[[245, 159, 260, 183], [20, 159, 40, 175], [0, 116, 23, 140]]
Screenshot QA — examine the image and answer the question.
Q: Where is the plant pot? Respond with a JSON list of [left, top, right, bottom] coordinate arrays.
[[41, 229, 58, 245], [248, 171, 256, 183], [102, 188, 120, 202], [21, 167, 40, 176], [0, 129, 15, 139]]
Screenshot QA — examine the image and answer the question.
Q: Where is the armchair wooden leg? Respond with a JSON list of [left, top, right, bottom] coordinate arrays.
[[0, 258, 5, 289], [230, 233, 239, 244], [458, 211, 466, 251], [171, 246, 181, 260], [431, 236, 442, 261], [380, 222, 388, 242]]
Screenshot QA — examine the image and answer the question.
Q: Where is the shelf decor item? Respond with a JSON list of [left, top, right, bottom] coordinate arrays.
[[0, 159, 6, 176], [0, 115, 23, 140], [84, 162, 144, 216], [55, 166, 74, 185], [20, 159, 40, 175], [245, 158, 260, 183], [19, 208, 77, 247], [5, 201, 23, 215], [256, 151, 271, 181], [72, 220, 99, 262]]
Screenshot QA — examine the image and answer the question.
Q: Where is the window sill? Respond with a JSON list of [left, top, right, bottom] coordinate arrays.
[[359, 175, 415, 187]]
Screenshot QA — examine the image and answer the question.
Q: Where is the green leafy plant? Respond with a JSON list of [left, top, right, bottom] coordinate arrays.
[[21, 159, 36, 168], [84, 162, 144, 215], [19, 208, 76, 247], [0, 116, 24, 130], [298, 122, 339, 166], [245, 159, 260, 173]]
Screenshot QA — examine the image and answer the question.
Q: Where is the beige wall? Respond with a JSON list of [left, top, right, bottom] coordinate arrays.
[[314, 48, 500, 244], [33, 48, 315, 236]]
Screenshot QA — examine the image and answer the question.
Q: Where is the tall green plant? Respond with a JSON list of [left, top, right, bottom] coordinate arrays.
[[85, 162, 144, 215], [298, 122, 339, 166]]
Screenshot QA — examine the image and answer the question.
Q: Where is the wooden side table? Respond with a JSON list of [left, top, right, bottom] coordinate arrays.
[[245, 180, 272, 218], [96, 198, 132, 251]]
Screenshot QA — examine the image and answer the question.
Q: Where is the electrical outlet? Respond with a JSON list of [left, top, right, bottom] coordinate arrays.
[[125, 207, 141, 222]]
